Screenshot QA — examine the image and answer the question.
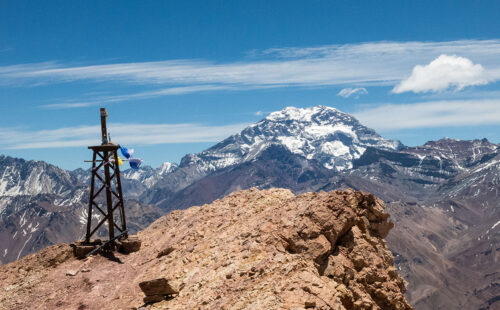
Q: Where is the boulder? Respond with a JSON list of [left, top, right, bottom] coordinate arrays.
[[139, 278, 178, 297], [117, 236, 141, 254], [143, 295, 166, 304], [72, 245, 96, 259]]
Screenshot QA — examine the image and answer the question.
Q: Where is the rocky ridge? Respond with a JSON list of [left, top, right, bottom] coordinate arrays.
[[0, 188, 411, 310]]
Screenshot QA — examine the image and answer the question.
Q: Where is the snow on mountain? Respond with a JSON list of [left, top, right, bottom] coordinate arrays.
[[0, 156, 80, 198], [0, 155, 164, 264], [71, 161, 178, 193], [181, 106, 402, 172], [403, 138, 499, 169], [122, 162, 178, 188]]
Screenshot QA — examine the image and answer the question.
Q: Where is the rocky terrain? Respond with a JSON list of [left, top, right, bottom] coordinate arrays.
[[1, 105, 498, 309], [0, 188, 411, 310]]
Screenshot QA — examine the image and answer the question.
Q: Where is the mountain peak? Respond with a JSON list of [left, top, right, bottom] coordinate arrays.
[[0, 155, 77, 197], [266, 105, 339, 122], [184, 105, 402, 172]]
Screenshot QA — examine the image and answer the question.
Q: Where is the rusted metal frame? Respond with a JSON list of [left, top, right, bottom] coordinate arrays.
[[106, 151, 126, 233], [87, 206, 124, 237], [84, 230, 128, 258], [94, 171, 106, 186], [103, 151, 116, 240], [85, 109, 128, 244], [111, 200, 121, 212], [95, 151, 113, 168], [112, 221, 124, 233], [92, 201, 108, 218], [88, 213, 108, 237], [85, 152, 97, 242], [92, 160, 104, 173], [108, 161, 117, 180], [111, 189, 121, 200], [91, 184, 106, 201], [88, 211, 123, 237], [112, 149, 127, 234], [96, 151, 105, 161], [100, 108, 108, 144]]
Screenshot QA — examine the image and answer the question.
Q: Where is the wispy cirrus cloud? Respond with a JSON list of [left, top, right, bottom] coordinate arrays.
[[1, 40, 499, 92], [0, 122, 248, 149], [41, 85, 239, 109], [354, 99, 500, 131]]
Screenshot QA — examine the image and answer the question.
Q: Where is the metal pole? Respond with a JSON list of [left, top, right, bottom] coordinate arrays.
[[100, 108, 108, 145], [85, 151, 97, 243], [113, 149, 127, 235], [103, 151, 115, 241]]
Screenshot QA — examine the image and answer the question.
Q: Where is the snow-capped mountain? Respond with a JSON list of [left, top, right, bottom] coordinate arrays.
[[182, 106, 402, 173], [402, 138, 499, 171], [0, 155, 81, 198], [142, 105, 403, 206], [122, 162, 178, 188], [0, 156, 162, 264], [0, 157, 88, 264], [1, 105, 499, 310], [69, 161, 178, 200]]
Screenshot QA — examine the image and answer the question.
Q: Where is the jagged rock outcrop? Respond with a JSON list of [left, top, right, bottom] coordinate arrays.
[[0, 188, 410, 310]]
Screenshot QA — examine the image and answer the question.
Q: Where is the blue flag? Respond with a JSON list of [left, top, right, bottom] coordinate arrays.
[[129, 158, 143, 170], [119, 145, 134, 159]]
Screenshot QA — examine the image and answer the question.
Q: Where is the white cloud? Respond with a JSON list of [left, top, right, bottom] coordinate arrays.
[[41, 85, 237, 109], [353, 99, 500, 131], [392, 54, 489, 93], [1, 40, 500, 94], [0, 122, 248, 149], [337, 87, 368, 98], [254, 111, 263, 116]]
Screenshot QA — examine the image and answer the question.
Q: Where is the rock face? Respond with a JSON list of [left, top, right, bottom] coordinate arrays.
[[0, 188, 411, 310]]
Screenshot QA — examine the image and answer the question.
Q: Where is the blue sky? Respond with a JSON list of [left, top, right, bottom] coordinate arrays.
[[1, 1, 499, 169]]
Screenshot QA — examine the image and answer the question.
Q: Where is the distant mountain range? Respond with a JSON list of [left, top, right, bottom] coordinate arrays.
[[0, 157, 162, 266], [0, 106, 498, 310]]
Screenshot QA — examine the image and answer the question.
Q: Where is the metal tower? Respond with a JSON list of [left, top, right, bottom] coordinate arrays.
[[85, 108, 127, 243]]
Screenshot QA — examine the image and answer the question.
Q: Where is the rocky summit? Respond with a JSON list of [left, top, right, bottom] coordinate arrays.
[[0, 188, 411, 310]]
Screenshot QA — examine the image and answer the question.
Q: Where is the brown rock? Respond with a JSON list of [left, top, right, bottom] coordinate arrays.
[[156, 246, 175, 258], [117, 236, 142, 254], [305, 300, 316, 308], [65, 270, 79, 276], [143, 294, 165, 304], [0, 188, 412, 310], [138, 278, 178, 296], [72, 245, 96, 259], [305, 234, 332, 262]]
